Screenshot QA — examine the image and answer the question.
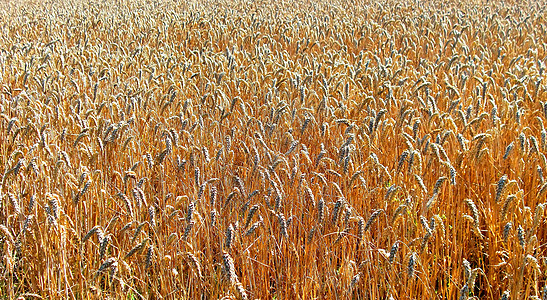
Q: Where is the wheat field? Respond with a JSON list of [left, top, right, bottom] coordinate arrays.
[[1, 0, 547, 298]]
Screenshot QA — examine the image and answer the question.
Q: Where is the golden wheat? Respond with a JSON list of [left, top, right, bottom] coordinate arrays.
[[0, 0, 547, 298]]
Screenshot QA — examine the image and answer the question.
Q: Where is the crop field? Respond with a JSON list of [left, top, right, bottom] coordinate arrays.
[[1, 0, 547, 298]]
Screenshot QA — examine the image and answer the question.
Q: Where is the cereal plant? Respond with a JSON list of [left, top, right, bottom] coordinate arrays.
[[1, 0, 547, 298]]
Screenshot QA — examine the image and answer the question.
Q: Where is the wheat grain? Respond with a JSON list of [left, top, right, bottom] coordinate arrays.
[[364, 209, 382, 232], [244, 205, 259, 228], [225, 224, 234, 250], [496, 175, 508, 203], [408, 252, 416, 278], [186, 252, 202, 277], [517, 225, 525, 247], [388, 241, 399, 263], [125, 239, 148, 260], [145, 245, 153, 270], [222, 251, 238, 285], [97, 257, 116, 274]]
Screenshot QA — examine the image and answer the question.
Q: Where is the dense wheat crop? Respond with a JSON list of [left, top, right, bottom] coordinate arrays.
[[1, 0, 547, 298]]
